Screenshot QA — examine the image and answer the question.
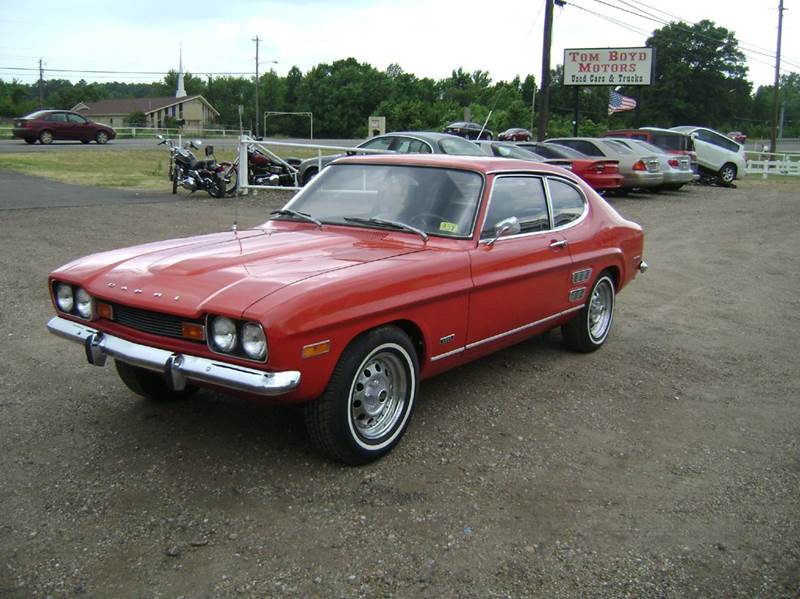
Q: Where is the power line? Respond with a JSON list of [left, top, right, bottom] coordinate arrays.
[[0, 66, 255, 76]]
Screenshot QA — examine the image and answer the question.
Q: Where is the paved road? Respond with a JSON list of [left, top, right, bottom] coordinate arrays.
[[0, 137, 360, 154], [0, 169, 177, 210]]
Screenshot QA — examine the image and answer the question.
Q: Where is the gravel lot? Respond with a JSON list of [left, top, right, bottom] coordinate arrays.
[[1, 179, 799, 598]]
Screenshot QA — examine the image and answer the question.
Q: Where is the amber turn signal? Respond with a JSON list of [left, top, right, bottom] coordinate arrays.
[[96, 302, 114, 320], [182, 323, 206, 341], [302, 340, 331, 359]]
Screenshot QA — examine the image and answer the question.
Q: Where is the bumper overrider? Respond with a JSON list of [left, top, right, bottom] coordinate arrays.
[[47, 316, 301, 396]]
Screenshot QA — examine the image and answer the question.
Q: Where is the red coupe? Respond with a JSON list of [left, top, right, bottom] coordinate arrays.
[[47, 155, 646, 464]]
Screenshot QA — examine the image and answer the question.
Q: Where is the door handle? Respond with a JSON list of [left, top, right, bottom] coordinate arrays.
[[549, 239, 568, 249]]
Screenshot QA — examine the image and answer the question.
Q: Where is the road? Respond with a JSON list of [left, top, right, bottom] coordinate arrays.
[[0, 137, 360, 154]]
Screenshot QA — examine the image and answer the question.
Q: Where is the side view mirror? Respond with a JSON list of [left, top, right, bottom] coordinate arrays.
[[204, 145, 214, 157], [487, 216, 521, 246]]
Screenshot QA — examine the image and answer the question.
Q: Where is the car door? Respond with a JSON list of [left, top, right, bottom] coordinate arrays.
[[467, 174, 574, 346], [45, 112, 69, 140], [66, 113, 91, 141]]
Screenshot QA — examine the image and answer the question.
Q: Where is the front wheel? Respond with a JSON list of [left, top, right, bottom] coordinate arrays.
[[562, 273, 616, 353], [208, 175, 226, 198], [304, 326, 419, 465], [95, 131, 109, 144], [718, 163, 737, 185], [115, 361, 197, 402]]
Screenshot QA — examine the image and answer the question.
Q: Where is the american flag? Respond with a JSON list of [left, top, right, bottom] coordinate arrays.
[[608, 91, 637, 115]]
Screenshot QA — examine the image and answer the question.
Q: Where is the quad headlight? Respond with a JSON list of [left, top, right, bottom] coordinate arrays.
[[241, 322, 267, 361], [53, 282, 94, 320], [208, 316, 268, 362], [55, 283, 74, 312], [211, 316, 238, 353]]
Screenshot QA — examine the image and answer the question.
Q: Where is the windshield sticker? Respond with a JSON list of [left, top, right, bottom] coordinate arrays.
[[439, 221, 458, 233]]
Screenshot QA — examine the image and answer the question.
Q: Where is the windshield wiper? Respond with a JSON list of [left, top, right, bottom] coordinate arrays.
[[270, 209, 323, 229], [344, 217, 428, 242]]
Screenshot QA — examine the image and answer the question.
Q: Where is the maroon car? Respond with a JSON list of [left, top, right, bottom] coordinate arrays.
[[498, 128, 532, 141], [12, 110, 116, 145]]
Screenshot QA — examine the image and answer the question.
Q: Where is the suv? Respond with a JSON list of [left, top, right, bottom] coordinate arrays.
[[12, 110, 116, 145], [442, 121, 494, 140], [606, 128, 697, 173], [670, 126, 747, 184]]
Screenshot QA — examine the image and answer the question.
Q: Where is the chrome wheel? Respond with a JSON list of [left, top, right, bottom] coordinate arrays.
[[719, 163, 736, 184], [350, 348, 409, 441], [39, 130, 53, 144], [588, 277, 614, 343], [96, 131, 109, 144]]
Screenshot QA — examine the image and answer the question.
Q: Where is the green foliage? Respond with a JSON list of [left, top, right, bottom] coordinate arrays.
[[126, 110, 147, 126], [0, 19, 794, 141]]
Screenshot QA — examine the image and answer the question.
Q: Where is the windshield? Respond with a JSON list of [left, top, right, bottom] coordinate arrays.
[[632, 140, 667, 154], [282, 164, 483, 238], [22, 110, 49, 119], [603, 140, 633, 155]]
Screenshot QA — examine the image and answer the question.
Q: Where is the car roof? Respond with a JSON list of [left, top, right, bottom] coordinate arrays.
[[378, 131, 469, 142], [331, 153, 577, 177], [639, 127, 686, 135]]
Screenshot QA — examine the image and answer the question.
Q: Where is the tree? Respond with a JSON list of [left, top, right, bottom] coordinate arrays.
[[638, 20, 752, 127], [126, 110, 147, 126]]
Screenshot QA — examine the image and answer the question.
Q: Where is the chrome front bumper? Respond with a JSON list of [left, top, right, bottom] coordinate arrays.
[[47, 316, 301, 396]]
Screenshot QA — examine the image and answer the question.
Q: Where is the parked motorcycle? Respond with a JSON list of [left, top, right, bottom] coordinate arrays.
[[222, 143, 302, 195], [156, 135, 227, 198]]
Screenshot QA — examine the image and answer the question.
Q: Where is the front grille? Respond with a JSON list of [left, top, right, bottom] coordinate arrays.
[[112, 303, 202, 341]]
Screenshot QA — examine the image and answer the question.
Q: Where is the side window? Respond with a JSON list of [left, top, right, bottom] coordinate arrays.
[[67, 114, 87, 124], [360, 136, 394, 151], [405, 139, 431, 153], [548, 179, 586, 228], [576, 141, 603, 156], [47, 113, 67, 122], [481, 177, 549, 238], [706, 131, 739, 152]]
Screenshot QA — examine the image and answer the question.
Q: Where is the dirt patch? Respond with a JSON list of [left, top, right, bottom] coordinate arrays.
[[0, 181, 798, 598]]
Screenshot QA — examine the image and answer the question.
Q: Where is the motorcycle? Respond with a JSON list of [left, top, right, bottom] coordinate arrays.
[[221, 143, 302, 195], [156, 135, 227, 198]]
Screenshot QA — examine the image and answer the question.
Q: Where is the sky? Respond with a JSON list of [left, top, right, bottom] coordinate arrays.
[[0, 0, 796, 90]]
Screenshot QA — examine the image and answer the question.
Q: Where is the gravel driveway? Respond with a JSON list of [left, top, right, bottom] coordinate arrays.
[[1, 180, 798, 598]]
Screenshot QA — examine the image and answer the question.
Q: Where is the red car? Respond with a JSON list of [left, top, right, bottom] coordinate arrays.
[[518, 142, 623, 192], [12, 110, 116, 145], [498, 128, 533, 141], [47, 154, 646, 464]]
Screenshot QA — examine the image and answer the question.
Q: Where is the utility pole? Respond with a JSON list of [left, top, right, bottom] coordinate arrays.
[[770, 0, 784, 154], [537, 0, 565, 141], [38, 59, 44, 109], [253, 35, 261, 138]]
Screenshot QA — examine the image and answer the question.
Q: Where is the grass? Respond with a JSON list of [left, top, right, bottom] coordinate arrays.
[[0, 146, 338, 191]]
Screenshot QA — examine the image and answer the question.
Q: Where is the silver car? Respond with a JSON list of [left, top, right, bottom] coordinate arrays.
[[546, 137, 663, 192], [296, 132, 484, 185], [603, 138, 695, 190]]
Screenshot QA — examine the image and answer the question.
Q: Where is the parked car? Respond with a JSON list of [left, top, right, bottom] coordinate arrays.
[[12, 110, 116, 145], [670, 126, 747, 184], [296, 132, 484, 185], [471, 140, 571, 167], [546, 137, 663, 192], [727, 131, 747, 144], [443, 121, 494, 140], [518, 142, 623, 193], [603, 138, 695, 190], [498, 128, 532, 141], [606, 127, 698, 173], [46, 153, 646, 464]]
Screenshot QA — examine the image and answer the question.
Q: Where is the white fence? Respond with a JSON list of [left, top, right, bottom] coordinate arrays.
[[0, 125, 251, 139], [745, 150, 800, 177], [236, 135, 388, 192]]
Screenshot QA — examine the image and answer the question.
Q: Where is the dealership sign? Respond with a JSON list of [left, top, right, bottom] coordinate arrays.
[[563, 47, 653, 86]]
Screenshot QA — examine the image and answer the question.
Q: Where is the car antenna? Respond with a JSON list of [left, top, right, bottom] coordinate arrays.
[[478, 87, 505, 139]]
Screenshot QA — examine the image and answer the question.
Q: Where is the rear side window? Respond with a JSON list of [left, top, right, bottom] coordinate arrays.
[[651, 133, 682, 151], [482, 176, 549, 238], [548, 179, 586, 228], [360, 137, 394, 151], [392, 138, 432, 154], [438, 137, 483, 156]]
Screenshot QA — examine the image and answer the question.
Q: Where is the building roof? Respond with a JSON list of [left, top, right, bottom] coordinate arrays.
[[72, 95, 219, 117]]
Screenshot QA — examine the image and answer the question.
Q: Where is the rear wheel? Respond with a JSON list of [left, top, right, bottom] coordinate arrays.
[[39, 130, 53, 145], [115, 361, 197, 402], [562, 273, 616, 353], [304, 326, 419, 465], [303, 167, 318, 186]]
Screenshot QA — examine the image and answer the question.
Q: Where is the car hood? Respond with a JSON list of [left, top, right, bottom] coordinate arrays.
[[52, 226, 422, 317]]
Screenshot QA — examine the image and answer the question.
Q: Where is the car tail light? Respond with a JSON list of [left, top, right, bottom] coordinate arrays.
[[592, 163, 605, 173], [632, 160, 647, 171], [668, 159, 679, 168]]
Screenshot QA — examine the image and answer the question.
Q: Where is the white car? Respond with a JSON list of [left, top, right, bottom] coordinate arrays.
[[670, 126, 747, 184]]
